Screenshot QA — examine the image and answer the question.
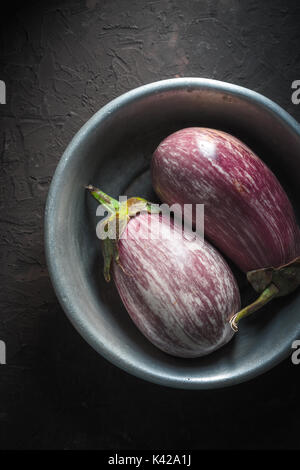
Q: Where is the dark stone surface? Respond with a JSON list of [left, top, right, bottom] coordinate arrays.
[[0, 0, 300, 450]]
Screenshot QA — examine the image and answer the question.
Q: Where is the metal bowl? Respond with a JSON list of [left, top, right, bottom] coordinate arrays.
[[45, 78, 300, 389]]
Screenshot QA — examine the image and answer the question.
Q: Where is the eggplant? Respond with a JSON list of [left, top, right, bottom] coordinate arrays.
[[86, 185, 240, 358], [151, 127, 300, 329]]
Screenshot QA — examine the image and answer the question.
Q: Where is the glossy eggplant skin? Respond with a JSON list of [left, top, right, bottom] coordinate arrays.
[[113, 212, 240, 358], [152, 127, 300, 273]]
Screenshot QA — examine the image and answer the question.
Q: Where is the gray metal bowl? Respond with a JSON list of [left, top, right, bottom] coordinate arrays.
[[45, 78, 300, 389]]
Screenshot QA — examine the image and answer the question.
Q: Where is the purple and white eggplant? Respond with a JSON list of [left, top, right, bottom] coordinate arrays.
[[151, 127, 300, 330], [86, 185, 240, 358]]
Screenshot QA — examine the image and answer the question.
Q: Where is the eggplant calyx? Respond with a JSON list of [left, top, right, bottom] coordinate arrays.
[[229, 282, 279, 332], [230, 256, 300, 332], [247, 256, 300, 297], [86, 185, 160, 282]]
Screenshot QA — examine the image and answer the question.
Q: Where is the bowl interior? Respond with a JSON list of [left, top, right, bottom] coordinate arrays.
[[45, 79, 300, 389]]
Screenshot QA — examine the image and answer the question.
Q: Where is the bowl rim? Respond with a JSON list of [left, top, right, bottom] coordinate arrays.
[[44, 77, 300, 389]]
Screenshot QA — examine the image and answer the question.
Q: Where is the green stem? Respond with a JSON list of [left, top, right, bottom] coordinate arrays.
[[229, 283, 279, 332], [85, 185, 119, 213], [86, 185, 161, 282]]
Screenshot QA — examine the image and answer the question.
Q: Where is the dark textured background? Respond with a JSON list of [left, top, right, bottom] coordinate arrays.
[[1, 0, 300, 450]]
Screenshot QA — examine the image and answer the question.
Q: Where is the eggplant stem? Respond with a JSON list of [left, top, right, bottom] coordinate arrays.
[[85, 185, 120, 213], [86, 184, 158, 282], [229, 282, 279, 332]]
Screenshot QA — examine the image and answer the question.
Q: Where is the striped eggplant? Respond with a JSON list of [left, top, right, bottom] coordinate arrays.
[[86, 185, 240, 358], [151, 127, 300, 329]]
